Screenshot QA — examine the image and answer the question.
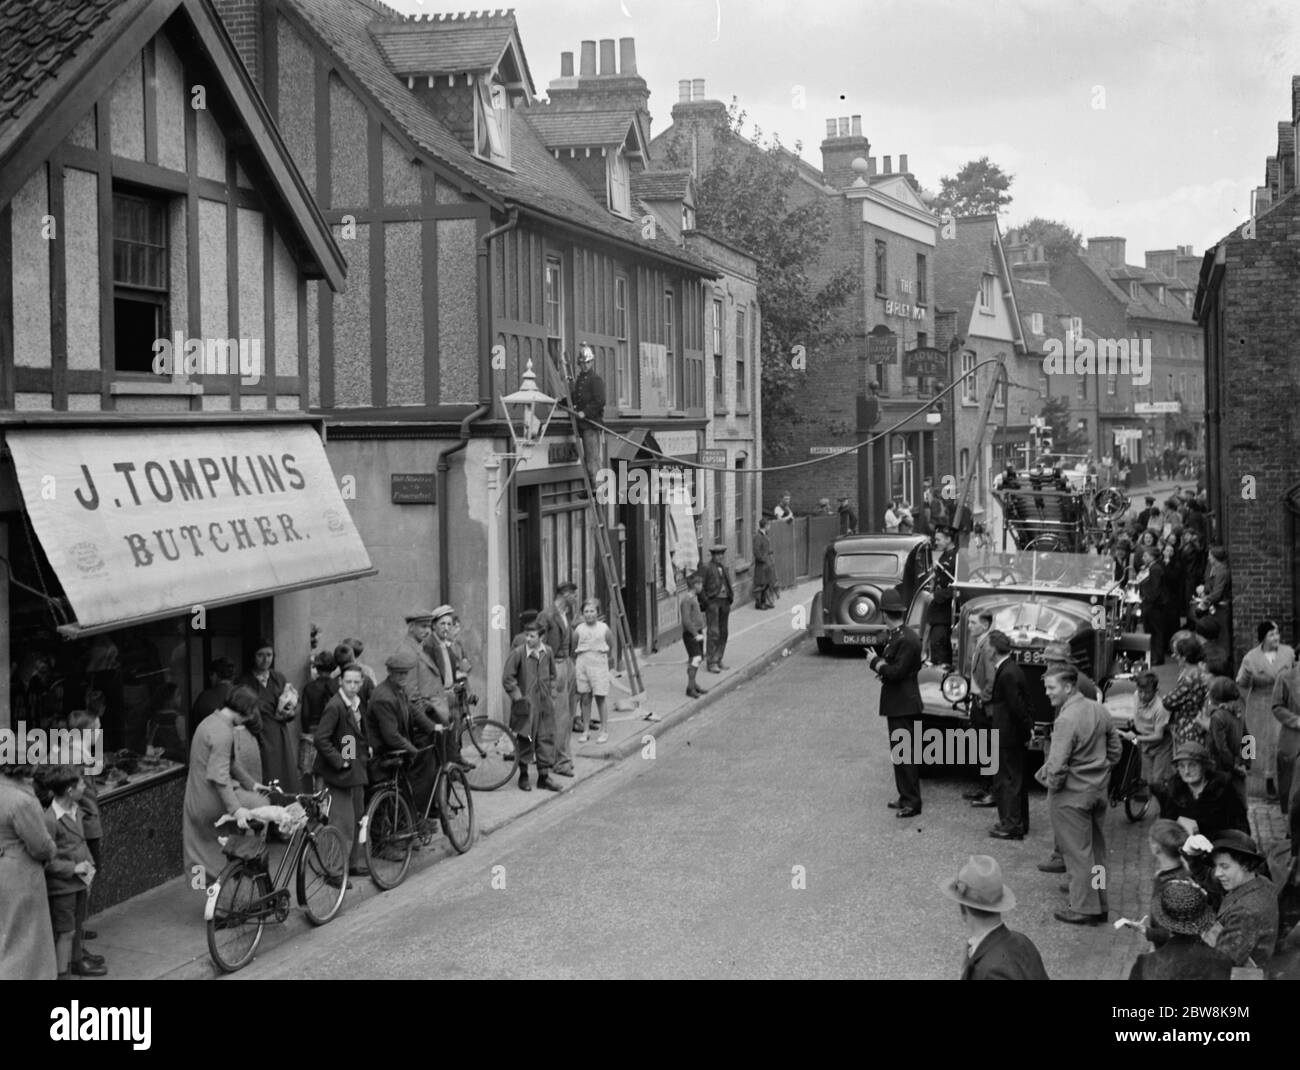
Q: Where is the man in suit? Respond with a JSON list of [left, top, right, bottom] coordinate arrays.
[[925, 526, 958, 668], [1137, 546, 1167, 668], [396, 610, 451, 726], [937, 854, 1048, 980], [963, 611, 999, 808], [314, 664, 370, 875], [986, 630, 1033, 840], [870, 588, 925, 817], [701, 544, 735, 672], [364, 650, 439, 817]]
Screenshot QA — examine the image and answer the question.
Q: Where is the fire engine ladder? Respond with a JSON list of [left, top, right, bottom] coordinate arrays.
[[556, 364, 644, 699]]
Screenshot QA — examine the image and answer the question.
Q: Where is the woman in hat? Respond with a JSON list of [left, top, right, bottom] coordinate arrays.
[[1206, 831, 1279, 968], [1128, 880, 1232, 980], [1150, 741, 1249, 842], [936, 855, 1048, 980], [1236, 619, 1293, 802]]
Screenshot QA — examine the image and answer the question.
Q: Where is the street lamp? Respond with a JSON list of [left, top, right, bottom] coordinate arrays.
[[493, 357, 558, 505], [926, 401, 943, 426]]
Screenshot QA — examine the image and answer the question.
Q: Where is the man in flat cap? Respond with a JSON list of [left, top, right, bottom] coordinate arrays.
[[503, 610, 561, 792], [938, 855, 1048, 980], [397, 610, 451, 730], [701, 544, 735, 672], [364, 650, 439, 816]]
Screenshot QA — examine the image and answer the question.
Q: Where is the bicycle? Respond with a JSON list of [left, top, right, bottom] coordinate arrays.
[[1108, 733, 1152, 822], [451, 678, 519, 791], [204, 784, 348, 974], [361, 724, 475, 890]]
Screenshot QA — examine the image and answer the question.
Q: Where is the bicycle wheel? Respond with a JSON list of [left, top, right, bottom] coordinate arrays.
[[205, 862, 271, 974], [363, 788, 414, 890], [297, 824, 349, 925], [1125, 779, 1152, 822], [438, 766, 476, 854], [458, 716, 519, 791]]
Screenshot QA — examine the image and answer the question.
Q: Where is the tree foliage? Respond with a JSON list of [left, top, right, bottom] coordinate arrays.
[[933, 157, 1014, 218], [660, 102, 859, 456], [1039, 396, 1090, 454], [1010, 217, 1082, 262]]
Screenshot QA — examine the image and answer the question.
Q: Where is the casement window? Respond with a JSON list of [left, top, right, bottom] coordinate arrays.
[[961, 350, 977, 404], [475, 78, 510, 166], [615, 275, 632, 407], [1030, 312, 1043, 335], [607, 148, 632, 218], [545, 256, 564, 358], [664, 289, 676, 407], [978, 274, 994, 311], [735, 307, 747, 408], [1107, 374, 1117, 396], [712, 298, 724, 403], [734, 457, 746, 555], [875, 240, 888, 296], [682, 203, 696, 231], [915, 253, 927, 305], [112, 190, 170, 374], [713, 465, 724, 544]]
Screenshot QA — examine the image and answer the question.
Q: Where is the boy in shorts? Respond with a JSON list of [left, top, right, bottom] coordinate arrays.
[[574, 600, 616, 744]]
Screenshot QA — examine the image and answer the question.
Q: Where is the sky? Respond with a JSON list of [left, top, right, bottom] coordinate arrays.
[[387, 0, 1300, 260]]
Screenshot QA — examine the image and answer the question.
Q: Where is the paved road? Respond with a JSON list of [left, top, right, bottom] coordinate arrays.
[[234, 645, 1145, 979]]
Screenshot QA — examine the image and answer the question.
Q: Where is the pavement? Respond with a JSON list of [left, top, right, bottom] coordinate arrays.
[[79, 579, 820, 981]]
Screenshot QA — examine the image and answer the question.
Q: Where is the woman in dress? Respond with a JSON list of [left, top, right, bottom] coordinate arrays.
[[1163, 636, 1211, 747], [0, 764, 58, 979], [237, 639, 297, 793], [182, 686, 268, 882], [1236, 619, 1294, 802]]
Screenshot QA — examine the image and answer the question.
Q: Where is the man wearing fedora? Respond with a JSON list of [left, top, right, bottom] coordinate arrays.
[[1128, 879, 1232, 980], [870, 588, 924, 818], [986, 630, 1033, 841], [701, 544, 735, 672], [937, 855, 1048, 980]]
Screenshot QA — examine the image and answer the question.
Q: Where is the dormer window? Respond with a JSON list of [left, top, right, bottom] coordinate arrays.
[[1030, 312, 1043, 336], [608, 147, 631, 218], [475, 77, 510, 166], [1156, 285, 1165, 304], [682, 203, 696, 231], [1129, 281, 1140, 300]]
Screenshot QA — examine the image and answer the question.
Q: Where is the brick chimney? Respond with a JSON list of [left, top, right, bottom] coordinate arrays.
[[820, 115, 871, 190], [665, 77, 728, 178], [1173, 246, 1200, 285], [545, 36, 652, 140], [1145, 249, 1176, 276], [1087, 236, 1127, 269], [1278, 122, 1296, 195], [212, 0, 262, 89]]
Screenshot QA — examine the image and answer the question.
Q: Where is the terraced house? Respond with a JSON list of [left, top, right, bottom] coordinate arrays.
[[212, 1, 721, 714]]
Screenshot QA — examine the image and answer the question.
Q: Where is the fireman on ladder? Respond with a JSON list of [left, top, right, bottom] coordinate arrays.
[[571, 343, 605, 483]]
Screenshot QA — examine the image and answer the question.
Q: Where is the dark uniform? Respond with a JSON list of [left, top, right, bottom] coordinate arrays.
[[871, 616, 924, 813], [701, 549, 735, 670], [926, 543, 957, 666], [572, 362, 606, 482]]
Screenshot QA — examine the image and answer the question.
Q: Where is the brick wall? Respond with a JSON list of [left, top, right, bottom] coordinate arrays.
[[212, 0, 261, 89]]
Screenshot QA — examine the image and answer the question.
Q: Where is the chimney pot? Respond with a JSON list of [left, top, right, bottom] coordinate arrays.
[[619, 38, 637, 75], [867, 156, 877, 175], [560, 51, 574, 77], [599, 39, 616, 75], [850, 114, 862, 136], [825, 119, 838, 138], [692, 78, 705, 100], [899, 153, 908, 173], [883, 155, 892, 174], [679, 79, 692, 102], [579, 40, 596, 76]]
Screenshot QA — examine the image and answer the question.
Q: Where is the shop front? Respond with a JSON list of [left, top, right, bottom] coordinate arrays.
[[0, 416, 373, 910]]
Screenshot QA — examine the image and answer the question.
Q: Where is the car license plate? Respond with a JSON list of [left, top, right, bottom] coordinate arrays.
[[841, 633, 875, 645], [1013, 648, 1045, 665]]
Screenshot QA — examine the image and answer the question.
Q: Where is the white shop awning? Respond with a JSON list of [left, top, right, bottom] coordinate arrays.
[[7, 423, 375, 636]]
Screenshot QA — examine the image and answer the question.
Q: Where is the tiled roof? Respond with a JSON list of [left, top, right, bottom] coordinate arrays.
[[1013, 278, 1074, 347], [285, 0, 714, 276], [369, 12, 518, 75], [932, 216, 1002, 333], [524, 109, 636, 149], [1074, 250, 1196, 325], [631, 169, 691, 202], [0, 0, 127, 131]]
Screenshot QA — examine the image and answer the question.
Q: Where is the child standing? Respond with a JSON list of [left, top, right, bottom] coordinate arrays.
[[574, 600, 615, 744], [502, 611, 561, 793], [680, 573, 709, 698], [1123, 671, 1173, 789], [38, 765, 104, 979]]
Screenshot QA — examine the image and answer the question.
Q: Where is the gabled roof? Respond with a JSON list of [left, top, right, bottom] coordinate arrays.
[[1013, 278, 1074, 349], [631, 169, 692, 203], [1071, 249, 1196, 325], [525, 109, 641, 150], [0, 0, 345, 289], [284, 0, 715, 277], [368, 8, 535, 96], [933, 215, 1025, 350]]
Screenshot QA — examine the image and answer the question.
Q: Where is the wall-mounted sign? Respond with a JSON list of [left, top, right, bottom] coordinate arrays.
[[866, 325, 898, 365], [1134, 401, 1181, 415], [883, 299, 926, 321], [809, 446, 851, 456], [700, 448, 728, 467], [902, 347, 948, 378], [547, 442, 580, 465], [655, 430, 699, 459], [392, 473, 437, 504]]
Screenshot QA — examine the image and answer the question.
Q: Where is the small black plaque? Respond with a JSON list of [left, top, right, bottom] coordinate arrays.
[[391, 473, 437, 504]]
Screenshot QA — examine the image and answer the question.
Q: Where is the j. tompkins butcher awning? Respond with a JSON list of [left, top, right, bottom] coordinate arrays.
[[7, 423, 375, 635]]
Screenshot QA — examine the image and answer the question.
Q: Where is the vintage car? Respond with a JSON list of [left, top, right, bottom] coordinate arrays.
[[921, 547, 1149, 742], [808, 534, 933, 653]]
